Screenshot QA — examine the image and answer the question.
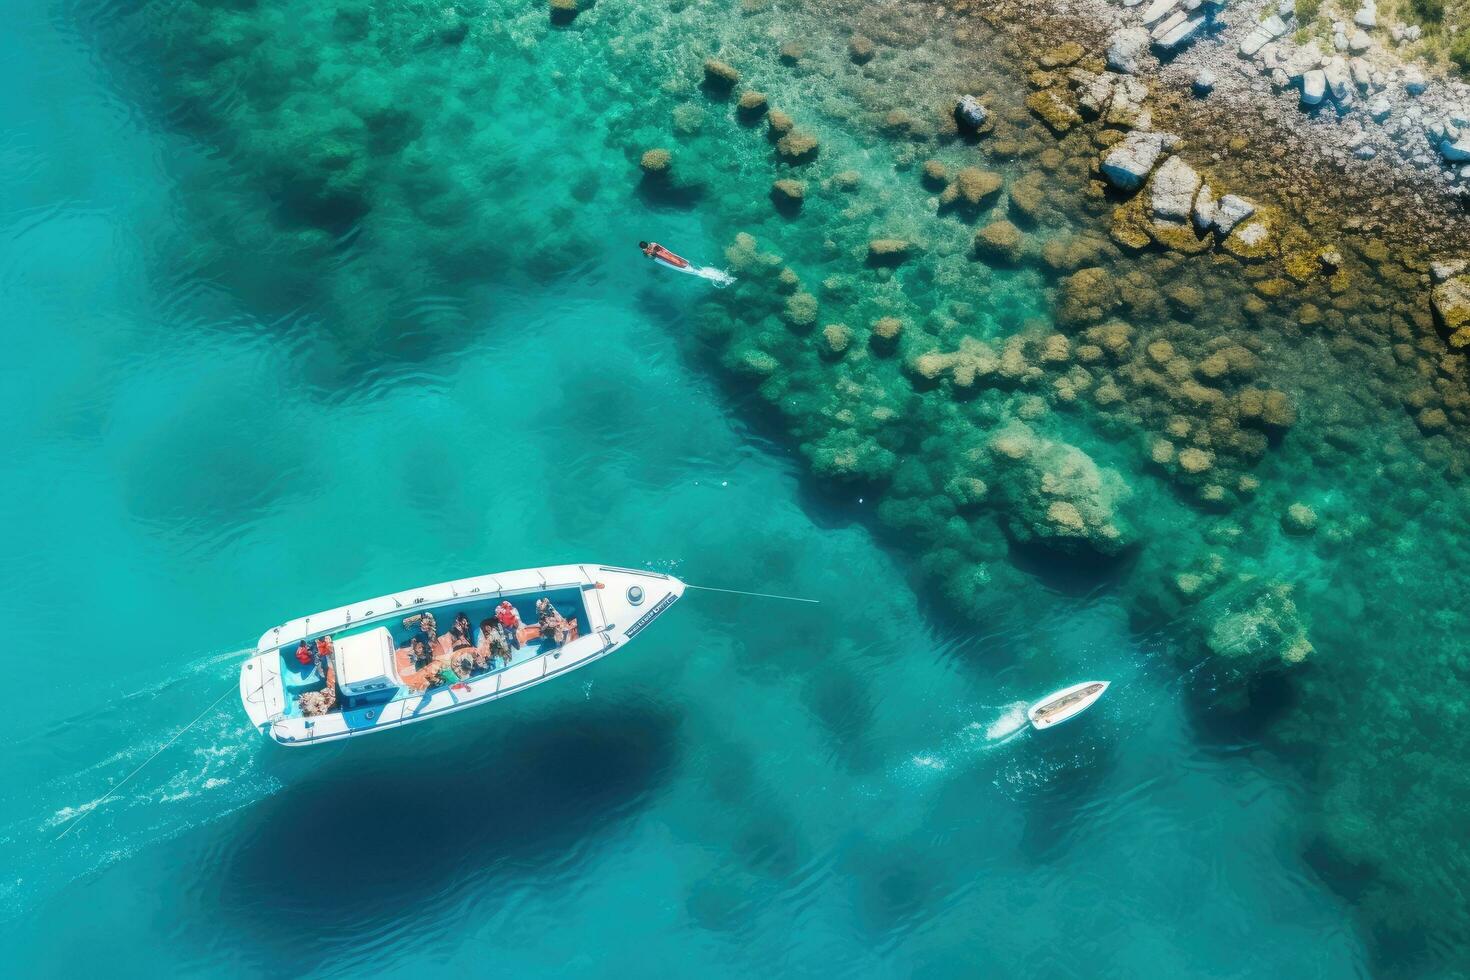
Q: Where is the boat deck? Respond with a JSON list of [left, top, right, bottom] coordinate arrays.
[[280, 586, 588, 719]]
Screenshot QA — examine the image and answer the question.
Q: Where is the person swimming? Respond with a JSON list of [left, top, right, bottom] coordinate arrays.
[[639, 240, 689, 269]]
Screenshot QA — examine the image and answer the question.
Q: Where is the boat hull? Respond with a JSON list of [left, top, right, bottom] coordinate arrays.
[[239, 564, 683, 746]]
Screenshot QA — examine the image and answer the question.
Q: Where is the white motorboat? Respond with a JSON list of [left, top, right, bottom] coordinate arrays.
[[239, 564, 683, 746], [1027, 681, 1109, 731]]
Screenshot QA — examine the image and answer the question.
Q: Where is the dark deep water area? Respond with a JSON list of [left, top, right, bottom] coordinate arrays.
[[4, 0, 1470, 975]]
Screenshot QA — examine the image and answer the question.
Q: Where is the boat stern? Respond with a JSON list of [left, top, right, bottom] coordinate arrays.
[[239, 651, 286, 734]]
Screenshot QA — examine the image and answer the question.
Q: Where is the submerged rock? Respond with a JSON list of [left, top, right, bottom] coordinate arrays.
[[1102, 131, 1172, 191], [639, 147, 672, 175], [1432, 274, 1470, 347], [942, 167, 1003, 208], [955, 94, 989, 131], [985, 421, 1135, 556], [776, 130, 819, 164], [1149, 155, 1201, 222], [703, 58, 740, 92], [848, 34, 875, 64], [974, 220, 1024, 263], [867, 239, 912, 264], [1107, 27, 1150, 74], [1202, 580, 1313, 665]]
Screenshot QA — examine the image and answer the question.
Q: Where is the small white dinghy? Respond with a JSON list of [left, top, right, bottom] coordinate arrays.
[[1027, 681, 1109, 731], [239, 564, 683, 747]]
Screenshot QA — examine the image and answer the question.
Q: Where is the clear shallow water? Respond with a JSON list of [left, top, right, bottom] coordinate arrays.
[[0, 0, 1418, 975]]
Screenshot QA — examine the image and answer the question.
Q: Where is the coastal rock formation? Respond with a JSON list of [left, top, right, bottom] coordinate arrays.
[[985, 422, 1135, 556], [1102, 130, 1173, 190], [1433, 274, 1470, 347]]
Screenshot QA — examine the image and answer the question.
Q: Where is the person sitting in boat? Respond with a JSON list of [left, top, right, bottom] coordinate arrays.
[[447, 611, 475, 654], [298, 661, 338, 717], [405, 610, 454, 658], [294, 639, 313, 666], [476, 617, 512, 670], [536, 597, 572, 647], [394, 636, 436, 692], [313, 634, 335, 679], [494, 600, 523, 649]]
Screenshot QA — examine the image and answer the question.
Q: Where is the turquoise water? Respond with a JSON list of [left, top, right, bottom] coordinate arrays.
[[5, 0, 1467, 974]]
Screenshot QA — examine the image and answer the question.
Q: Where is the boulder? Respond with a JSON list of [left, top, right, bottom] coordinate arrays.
[[1102, 131, 1171, 190], [974, 220, 1025, 263], [639, 148, 672, 175], [776, 130, 819, 163], [1354, 2, 1376, 27], [1282, 503, 1318, 535], [1154, 14, 1207, 52], [1368, 95, 1391, 121], [771, 179, 805, 208], [1302, 69, 1327, 106], [1432, 274, 1470, 347], [1324, 59, 1352, 102], [1107, 27, 1151, 73], [703, 58, 740, 92], [944, 167, 1004, 207], [1431, 259, 1468, 282], [1026, 88, 1081, 134], [985, 421, 1135, 556], [848, 34, 875, 64], [1404, 67, 1427, 95], [955, 94, 989, 131], [1202, 580, 1313, 665], [1150, 155, 1202, 222], [1349, 29, 1372, 53], [1141, 0, 1180, 26], [867, 238, 911, 263], [737, 90, 769, 120], [1193, 182, 1219, 230], [1194, 68, 1217, 95]]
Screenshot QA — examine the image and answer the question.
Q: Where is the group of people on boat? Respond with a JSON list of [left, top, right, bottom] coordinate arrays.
[[291, 595, 578, 715], [295, 635, 337, 716], [396, 598, 576, 694]]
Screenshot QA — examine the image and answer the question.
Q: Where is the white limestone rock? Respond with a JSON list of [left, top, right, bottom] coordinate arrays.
[[1214, 194, 1256, 235], [1324, 59, 1352, 102], [1405, 67, 1427, 95], [1155, 15, 1206, 52], [1302, 69, 1327, 106], [1368, 95, 1392, 121], [1432, 259, 1469, 283], [1149, 155, 1202, 221], [1108, 27, 1151, 74], [1192, 182, 1219, 230], [1349, 29, 1373, 53], [1102, 131, 1171, 191], [1193, 68, 1216, 94], [1350, 57, 1371, 89], [1142, 0, 1181, 26], [1354, 3, 1377, 28]]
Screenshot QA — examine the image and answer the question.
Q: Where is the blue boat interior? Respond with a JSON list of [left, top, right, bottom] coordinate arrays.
[[278, 587, 589, 717]]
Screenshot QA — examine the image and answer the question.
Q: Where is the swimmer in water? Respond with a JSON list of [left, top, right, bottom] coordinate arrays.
[[639, 240, 690, 269]]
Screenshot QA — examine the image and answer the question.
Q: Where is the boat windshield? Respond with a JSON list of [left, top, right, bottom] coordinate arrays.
[[277, 587, 589, 717]]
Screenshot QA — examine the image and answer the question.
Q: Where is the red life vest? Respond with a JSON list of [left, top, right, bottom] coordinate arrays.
[[295, 641, 313, 665], [496, 602, 520, 628]]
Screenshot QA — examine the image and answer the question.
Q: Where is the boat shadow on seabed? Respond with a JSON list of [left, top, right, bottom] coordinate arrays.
[[199, 701, 681, 971]]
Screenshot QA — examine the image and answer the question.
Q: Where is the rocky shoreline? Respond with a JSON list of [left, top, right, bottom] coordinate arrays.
[[950, 0, 1470, 250]]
